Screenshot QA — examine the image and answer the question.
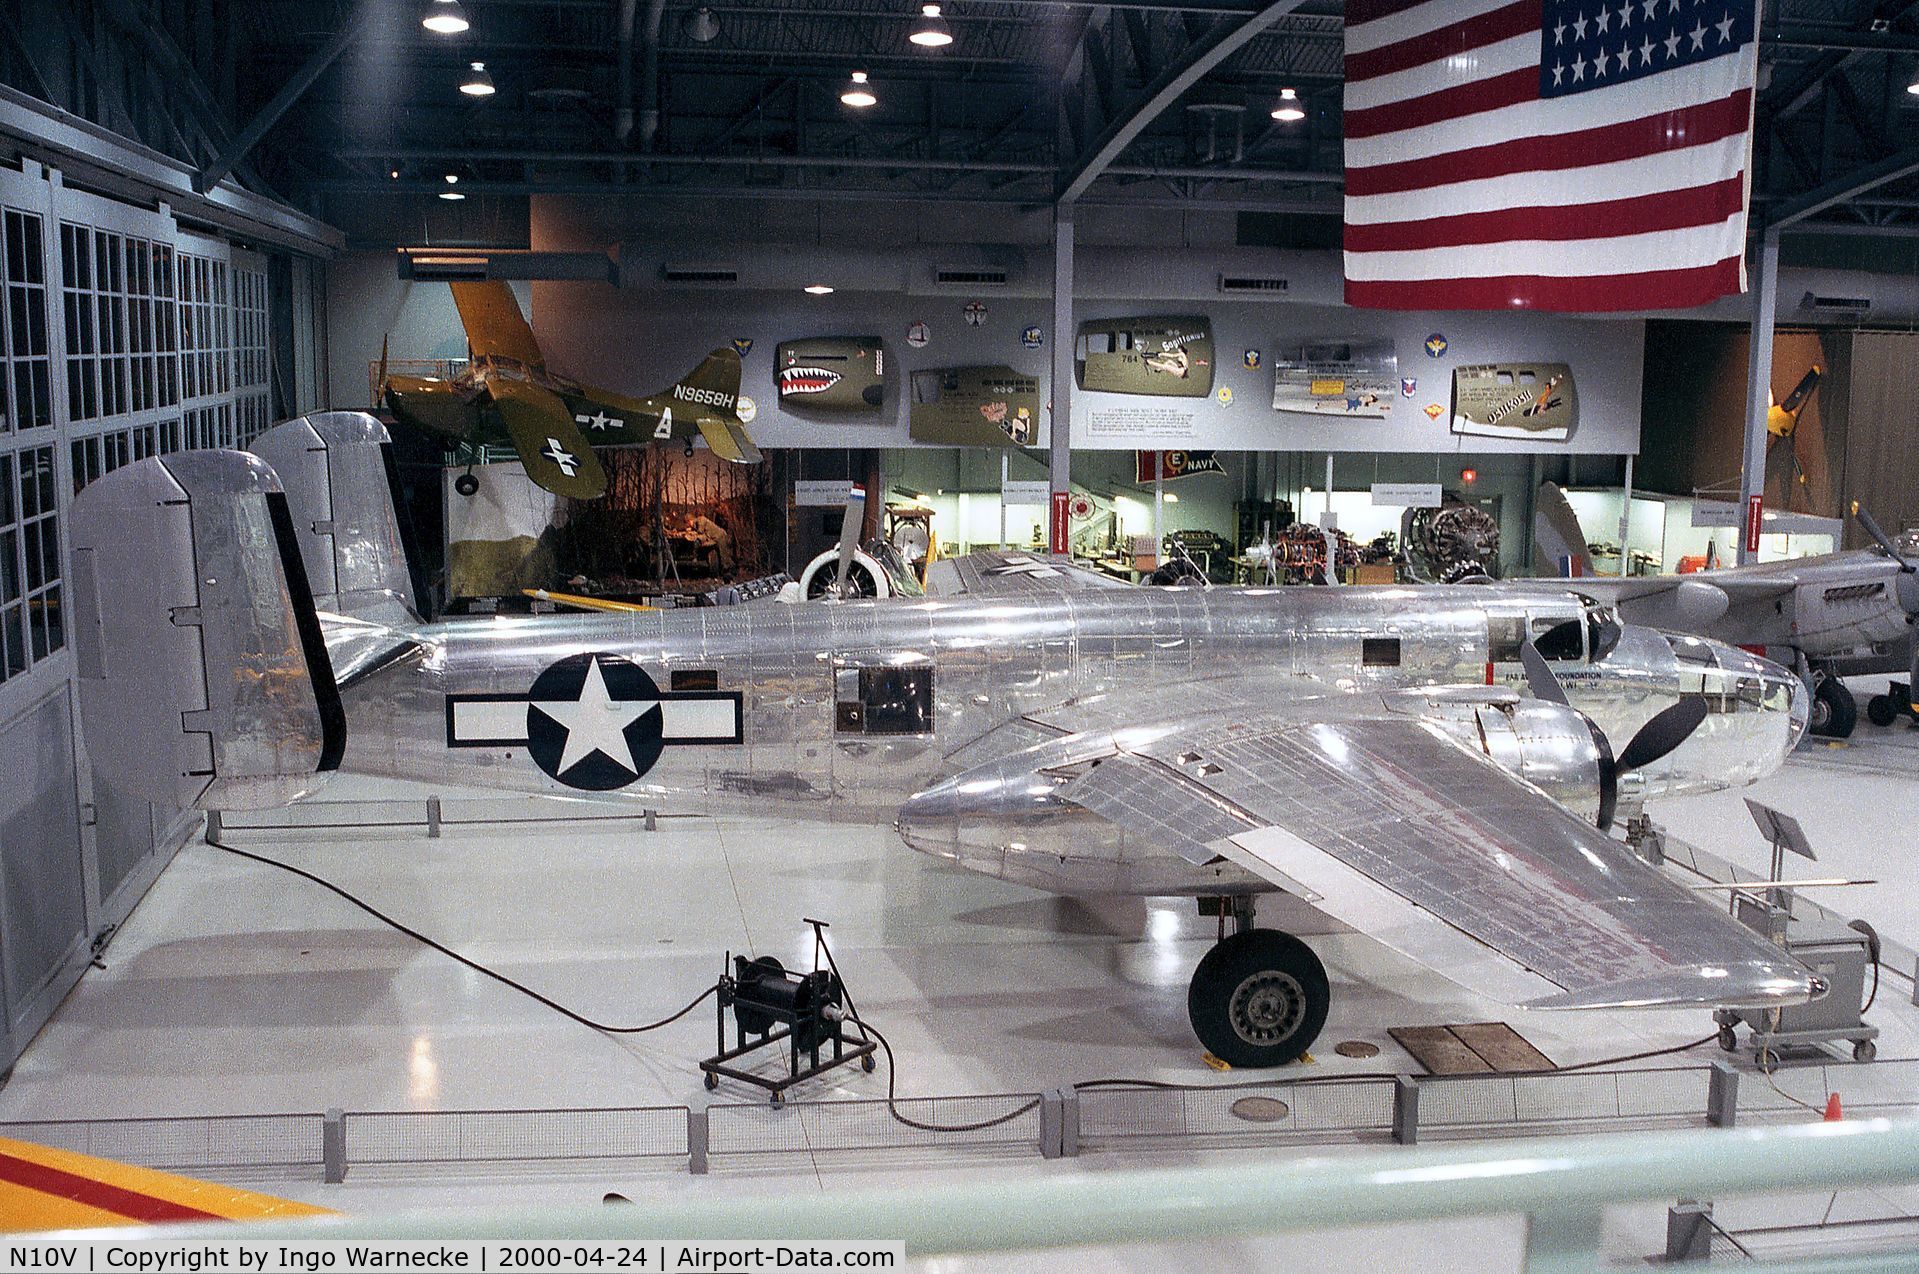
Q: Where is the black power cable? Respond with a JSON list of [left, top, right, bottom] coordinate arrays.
[[207, 837, 716, 1035], [203, 835, 1739, 1129]]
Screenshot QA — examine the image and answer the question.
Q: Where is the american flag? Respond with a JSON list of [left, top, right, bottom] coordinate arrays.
[[1342, 0, 1760, 311]]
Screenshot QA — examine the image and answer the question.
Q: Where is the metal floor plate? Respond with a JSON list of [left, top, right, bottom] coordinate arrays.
[[1389, 1022, 1557, 1076]]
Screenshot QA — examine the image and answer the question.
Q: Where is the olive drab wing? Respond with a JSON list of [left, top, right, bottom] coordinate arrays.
[[381, 280, 760, 500], [490, 377, 608, 499]]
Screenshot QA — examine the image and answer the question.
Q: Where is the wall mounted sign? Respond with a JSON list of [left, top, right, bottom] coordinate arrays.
[[1270, 340, 1397, 418], [1450, 363, 1578, 442], [775, 336, 886, 412], [1370, 482, 1443, 508], [1075, 316, 1214, 397], [908, 365, 1041, 446]]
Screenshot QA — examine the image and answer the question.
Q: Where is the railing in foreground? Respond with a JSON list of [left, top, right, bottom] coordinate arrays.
[[65, 1118, 1919, 1272]]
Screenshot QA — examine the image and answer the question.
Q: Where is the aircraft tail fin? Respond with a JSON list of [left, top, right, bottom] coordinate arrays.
[[1533, 480, 1595, 578], [252, 411, 422, 627], [70, 452, 343, 811], [675, 349, 763, 463]]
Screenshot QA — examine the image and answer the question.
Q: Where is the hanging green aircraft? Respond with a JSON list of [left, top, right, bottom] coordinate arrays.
[[381, 281, 760, 499]]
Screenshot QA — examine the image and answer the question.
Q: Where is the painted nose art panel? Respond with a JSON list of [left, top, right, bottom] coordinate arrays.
[[775, 336, 887, 412], [1075, 316, 1214, 397], [1451, 363, 1579, 442], [908, 365, 1042, 446]]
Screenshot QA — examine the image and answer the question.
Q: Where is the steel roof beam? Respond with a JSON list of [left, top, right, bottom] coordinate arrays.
[[194, 0, 372, 194], [1766, 139, 1919, 227], [1055, 0, 1308, 205]]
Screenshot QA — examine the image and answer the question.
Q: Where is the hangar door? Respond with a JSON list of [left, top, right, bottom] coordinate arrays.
[[0, 161, 278, 1074]]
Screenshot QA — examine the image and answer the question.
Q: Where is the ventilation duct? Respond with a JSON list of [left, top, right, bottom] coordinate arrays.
[[1801, 292, 1871, 315], [934, 266, 1010, 287], [1219, 274, 1290, 294], [660, 264, 741, 286]]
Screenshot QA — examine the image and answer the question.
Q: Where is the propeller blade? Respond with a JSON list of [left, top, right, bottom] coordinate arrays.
[[1519, 641, 1570, 706], [1854, 504, 1915, 573], [834, 484, 867, 600], [1617, 695, 1709, 773], [376, 334, 390, 400]]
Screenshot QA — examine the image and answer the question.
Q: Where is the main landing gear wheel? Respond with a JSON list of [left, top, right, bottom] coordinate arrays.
[[1187, 929, 1329, 1069], [454, 472, 480, 497], [1867, 694, 1897, 728], [1809, 676, 1857, 739]]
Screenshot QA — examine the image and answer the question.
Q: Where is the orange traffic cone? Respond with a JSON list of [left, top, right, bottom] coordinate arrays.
[[1824, 1092, 1844, 1121]]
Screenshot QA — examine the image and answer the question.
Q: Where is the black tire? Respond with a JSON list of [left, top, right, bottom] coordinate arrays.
[[703, 1072, 719, 1091], [1867, 695, 1897, 728], [454, 472, 480, 497], [1810, 677, 1857, 739], [861, 1054, 877, 1073], [1187, 929, 1329, 1069], [1855, 1039, 1877, 1063], [1718, 1025, 1738, 1052]]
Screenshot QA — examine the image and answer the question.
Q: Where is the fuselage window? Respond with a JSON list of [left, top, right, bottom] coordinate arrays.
[[837, 665, 935, 736], [672, 668, 719, 691], [1362, 636, 1402, 668], [1488, 616, 1526, 663], [1532, 617, 1586, 662]]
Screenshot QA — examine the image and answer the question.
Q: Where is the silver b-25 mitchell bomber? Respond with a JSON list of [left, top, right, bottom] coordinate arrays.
[[68, 415, 1823, 1068]]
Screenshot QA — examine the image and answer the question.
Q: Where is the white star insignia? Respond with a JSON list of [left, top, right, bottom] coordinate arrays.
[[1689, 19, 1706, 49], [1620, 39, 1632, 66], [1573, 11, 1589, 38], [1595, 6, 1610, 32], [1715, 11, 1734, 41], [534, 656, 657, 777], [1618, 1, 1633, 26], [1642, 0, 1659, 19], [1640, 34, 1655, 62], [1572, 52, 1587, 79], [1667, 0, 1680, 15], [1552, 60, 1565, 85], [1554, 19, 1567, 43], [1664, 27, 1682, 56]]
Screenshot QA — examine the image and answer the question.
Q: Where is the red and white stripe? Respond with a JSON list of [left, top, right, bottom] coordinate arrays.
[[1342, 0, 1760, 312]]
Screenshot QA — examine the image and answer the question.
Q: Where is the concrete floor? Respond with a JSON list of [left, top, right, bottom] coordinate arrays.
[[3, 700, 1918, 1269]]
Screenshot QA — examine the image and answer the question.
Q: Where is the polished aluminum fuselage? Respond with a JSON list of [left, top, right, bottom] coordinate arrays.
[[337, 584, 1799, 895]]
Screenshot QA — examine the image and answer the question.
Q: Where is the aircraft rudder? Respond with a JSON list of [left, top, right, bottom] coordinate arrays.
[[70, 451, 341, 811]]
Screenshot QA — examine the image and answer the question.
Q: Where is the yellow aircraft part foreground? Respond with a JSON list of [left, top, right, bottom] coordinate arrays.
[[0, 1136, 330, 1232], [521, 588, 657, 612]]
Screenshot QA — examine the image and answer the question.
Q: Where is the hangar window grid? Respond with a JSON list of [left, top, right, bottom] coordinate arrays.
[[1, 208, 50, 435], [178, 253, 231, 404], [0, 444, 61, 680]]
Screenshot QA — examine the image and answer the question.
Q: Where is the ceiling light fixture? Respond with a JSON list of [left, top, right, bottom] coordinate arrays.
[[439, 173, 465, 200], [1270, 87, 1304, 122], [804, 283, 835, 295], [459, 62, 495, 97], [909, 3, 954, 47], [422, 0, 470, 35], [1908, 73, 1919, 95], [841, 70, 877, 108], [683, 6, 721, 42]]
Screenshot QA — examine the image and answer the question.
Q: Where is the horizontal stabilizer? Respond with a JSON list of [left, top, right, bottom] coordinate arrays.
[[69, 452, 342, 810]]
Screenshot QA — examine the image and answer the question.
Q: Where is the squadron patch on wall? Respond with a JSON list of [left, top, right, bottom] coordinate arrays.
[[445, 653, 742, 790]]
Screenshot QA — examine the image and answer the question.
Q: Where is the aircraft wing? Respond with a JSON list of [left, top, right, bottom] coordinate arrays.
[[0, 1135, 329, 1231], [450, 281, 544, 368], [489, 377, 608, 499], [1050, 707, 1816, 1011], [925, 550, 1137, 596]]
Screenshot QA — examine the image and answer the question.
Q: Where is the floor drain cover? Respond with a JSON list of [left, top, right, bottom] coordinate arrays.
[[1334, 1040, 1380, 1058], [1229, 1096, 1291, 1123]]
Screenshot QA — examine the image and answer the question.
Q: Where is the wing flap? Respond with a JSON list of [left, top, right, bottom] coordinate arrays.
[[1059, 715, 1817, 1010], [926, 551, 1135, 597]]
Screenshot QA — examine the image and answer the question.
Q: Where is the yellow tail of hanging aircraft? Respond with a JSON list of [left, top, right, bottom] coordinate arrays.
[[380, 280, 760, 500], [0, 1135, 330, 1232]]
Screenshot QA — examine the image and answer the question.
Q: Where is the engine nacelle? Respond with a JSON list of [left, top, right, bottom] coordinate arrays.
[[1414, 698, 1615, 828]]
